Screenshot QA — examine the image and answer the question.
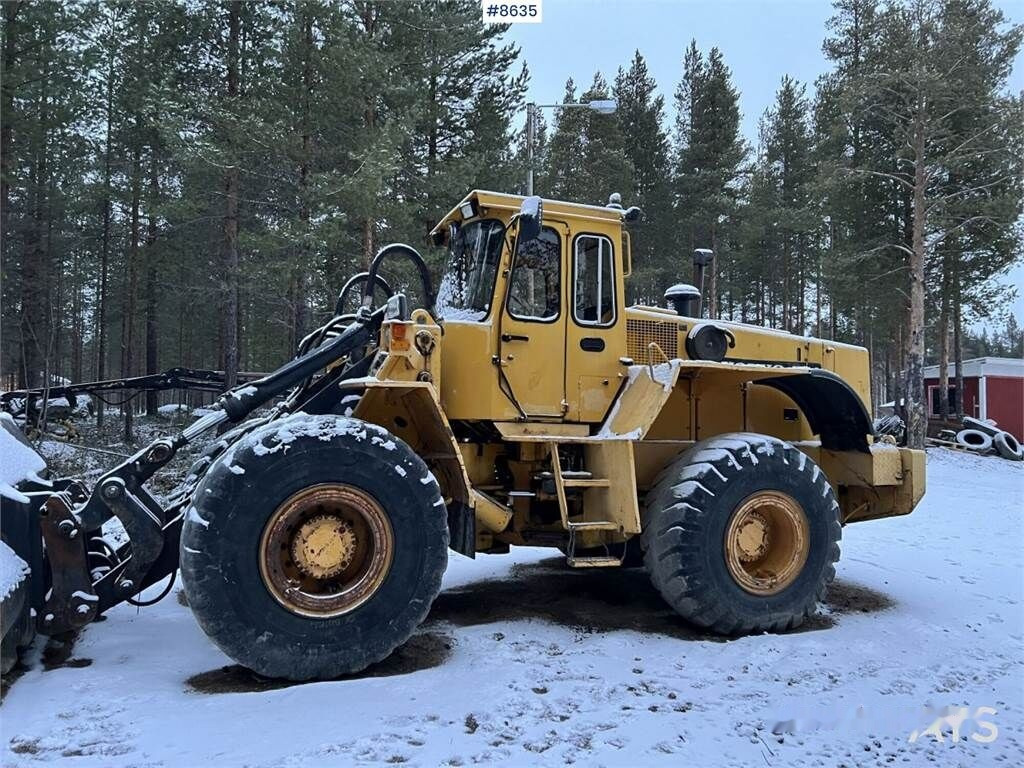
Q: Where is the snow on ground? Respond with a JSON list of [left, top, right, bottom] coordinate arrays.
[[2, 448, 1022, 767], [157, 404, 189, 415]]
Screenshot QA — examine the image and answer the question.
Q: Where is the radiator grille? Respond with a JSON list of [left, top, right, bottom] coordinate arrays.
[[626, 318, 679, 362]]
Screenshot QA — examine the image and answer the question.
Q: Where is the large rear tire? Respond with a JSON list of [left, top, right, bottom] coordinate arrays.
[[642, 433, 841, 635], [180, 414, 448, 680]]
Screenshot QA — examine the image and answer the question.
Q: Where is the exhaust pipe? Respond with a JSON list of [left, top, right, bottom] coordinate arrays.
[[691, 249, 714, 318]]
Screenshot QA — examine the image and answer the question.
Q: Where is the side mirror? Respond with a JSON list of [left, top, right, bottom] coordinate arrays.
[[518, 195, 543, 242]]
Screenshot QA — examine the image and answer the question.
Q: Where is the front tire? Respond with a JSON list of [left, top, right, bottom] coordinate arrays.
[[642, 433, 841, 635], [180, 414, 448, 680]]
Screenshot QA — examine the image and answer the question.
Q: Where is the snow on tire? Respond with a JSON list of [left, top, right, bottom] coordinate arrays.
[[641, 433, 841, 635], [956, 429, 993, 452], [993, 431, 1023, 461], [962, 416, 1001, 438]]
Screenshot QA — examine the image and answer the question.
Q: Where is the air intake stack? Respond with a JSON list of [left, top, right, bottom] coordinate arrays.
[[664, 283, 701, 318]]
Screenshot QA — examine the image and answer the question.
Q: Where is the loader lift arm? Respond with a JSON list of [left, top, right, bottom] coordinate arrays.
[[0, 367, 264, 422], [25, 304, 390, 636]]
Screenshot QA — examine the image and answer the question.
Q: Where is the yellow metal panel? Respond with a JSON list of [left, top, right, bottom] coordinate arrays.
[[470, 490, 513, 533], [499, 313, 566, 416], [820, 444, 906, 488], [350, 381, 470, 511], [601, 362, 682, 440], [494, 422, 589, 441], [583, 441, 641, 534], [437, 321, 517, 421]]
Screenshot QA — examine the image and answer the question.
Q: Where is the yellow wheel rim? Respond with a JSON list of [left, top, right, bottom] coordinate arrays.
[[259, 484, 393, 618], [724, 491, 809, 596]]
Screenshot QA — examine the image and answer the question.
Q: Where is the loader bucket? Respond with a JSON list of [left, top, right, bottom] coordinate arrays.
[[0, 415, 47, 673]]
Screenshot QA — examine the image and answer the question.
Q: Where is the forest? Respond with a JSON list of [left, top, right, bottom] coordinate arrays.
[[1, 0, 1021, 448]]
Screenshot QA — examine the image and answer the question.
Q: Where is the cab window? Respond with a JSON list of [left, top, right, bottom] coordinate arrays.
[[573, 234, 616, 326], [508, 227, 560, 321], [435, 218, 505, 321]]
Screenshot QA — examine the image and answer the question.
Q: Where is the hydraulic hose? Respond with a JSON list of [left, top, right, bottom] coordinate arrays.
[[361, 243, 435, 314], [218, 305, 385, 423], [335, 272, 394, 317]]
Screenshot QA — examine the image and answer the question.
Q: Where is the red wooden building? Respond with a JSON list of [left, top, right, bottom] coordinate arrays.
[[923, 357, 1024, 440]]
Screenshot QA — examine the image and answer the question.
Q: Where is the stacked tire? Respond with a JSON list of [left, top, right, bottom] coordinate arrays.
[[956, 417, 1023, 461]]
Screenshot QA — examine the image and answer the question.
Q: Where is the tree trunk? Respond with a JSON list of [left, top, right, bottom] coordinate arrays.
[[953, 262, 965, 417], [221, 0, 241, 389], [359, 2, 377, 270], [293, 8, 313, 351], [19, 56, 50, 389], [121, 140, 142, 442], [937, 249, 951, 421], [144, 149, 160, 415], [71, 247, 82, 382], [708, 221, 718, 319], [95, 25, 116, 429], [903, 112, 927, 449], [782, 236, 790, 332], [0, 1, 19, 245]]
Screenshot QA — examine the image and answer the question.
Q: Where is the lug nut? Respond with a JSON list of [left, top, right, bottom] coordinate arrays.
[[119, 579, 134, 593], [58, 520, 78, 539], [102, 482, 122, 499]]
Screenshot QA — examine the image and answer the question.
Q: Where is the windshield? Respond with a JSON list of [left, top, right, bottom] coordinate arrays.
[[435, 218, 506, 321]]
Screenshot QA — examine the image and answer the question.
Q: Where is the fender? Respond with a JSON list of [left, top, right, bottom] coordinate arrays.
[[755, 369, 872, 453], [342, 379, 481, 557]]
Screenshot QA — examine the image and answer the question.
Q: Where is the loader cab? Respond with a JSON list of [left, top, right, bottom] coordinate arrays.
[[432, 190, 629, 424]]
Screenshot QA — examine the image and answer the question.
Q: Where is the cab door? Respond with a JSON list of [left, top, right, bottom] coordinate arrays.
[[497, 224, 566, 418], [564, 232, 626, 422]]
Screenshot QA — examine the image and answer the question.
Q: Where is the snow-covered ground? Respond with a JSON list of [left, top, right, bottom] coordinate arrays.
[[2, 448, 1022, 767]]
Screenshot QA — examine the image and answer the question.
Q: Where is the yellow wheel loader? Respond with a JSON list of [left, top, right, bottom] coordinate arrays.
[[1, 190, 926, 681]]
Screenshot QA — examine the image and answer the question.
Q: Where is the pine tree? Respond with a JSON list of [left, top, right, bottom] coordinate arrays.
[[545, 78, 587, 202], [543, 73, 631, 206], [672, 42, 746, 317], [764, 76, 817, 334], [828, 0, 1022, 447], [614, 51, 672, 302]]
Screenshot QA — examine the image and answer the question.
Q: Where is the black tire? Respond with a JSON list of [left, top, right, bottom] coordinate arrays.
[[993, 431, 1023, 461], [642, 433, 841, 635], [956, 429, 993, 451], [180, 414, 448, 680]]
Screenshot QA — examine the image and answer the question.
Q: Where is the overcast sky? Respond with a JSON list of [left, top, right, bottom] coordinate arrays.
[[506, 0, 1024, 327]]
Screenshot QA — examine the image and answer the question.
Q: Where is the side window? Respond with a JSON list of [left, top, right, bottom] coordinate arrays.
[[508, 227, 561, 321], [573, 234, 616, 326]]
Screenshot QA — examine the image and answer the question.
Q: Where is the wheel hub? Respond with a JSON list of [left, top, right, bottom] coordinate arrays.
[[735, 511, 769, 562], [291, 515, 357, 579], [724, 491, 809, 596], [259, 484, 394, 618]]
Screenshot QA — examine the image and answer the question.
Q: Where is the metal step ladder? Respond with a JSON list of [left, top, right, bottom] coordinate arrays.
[[547, 443, 623, 568]]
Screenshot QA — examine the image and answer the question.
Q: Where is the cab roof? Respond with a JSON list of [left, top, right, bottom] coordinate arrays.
[[430, 189, 626, 237]]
